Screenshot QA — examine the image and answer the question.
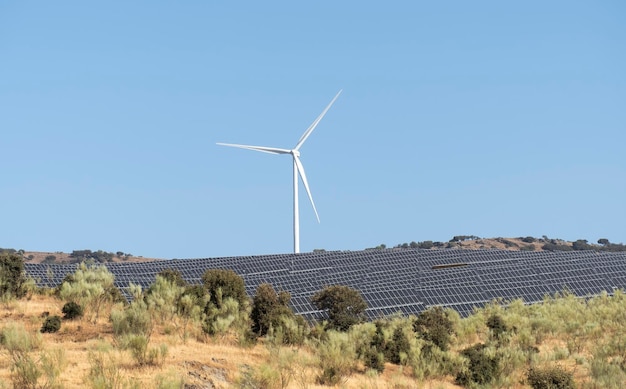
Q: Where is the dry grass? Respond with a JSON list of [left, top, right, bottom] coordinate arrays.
[[0, 295, 467, 388]]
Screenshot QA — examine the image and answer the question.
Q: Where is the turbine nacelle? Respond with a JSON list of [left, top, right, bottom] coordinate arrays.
[[217, 90, 342, 253]]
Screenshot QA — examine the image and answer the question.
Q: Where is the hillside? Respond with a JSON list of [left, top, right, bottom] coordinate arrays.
[[4, 249, 164, 264], [2, 290, 625, 388], [7, 236, 625, 265]]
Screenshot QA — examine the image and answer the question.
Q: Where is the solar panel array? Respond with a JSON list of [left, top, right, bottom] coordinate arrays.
[[24, 249, 626, 319]]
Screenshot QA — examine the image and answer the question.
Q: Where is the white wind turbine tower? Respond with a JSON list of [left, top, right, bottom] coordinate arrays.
[[217, 90, 342, 254]]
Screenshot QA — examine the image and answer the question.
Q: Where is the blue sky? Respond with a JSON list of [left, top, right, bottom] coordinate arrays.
[[1, 2, 624, 259]]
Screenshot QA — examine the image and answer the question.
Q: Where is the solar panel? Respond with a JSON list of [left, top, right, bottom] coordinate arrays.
[[24, 249, 626, 318]]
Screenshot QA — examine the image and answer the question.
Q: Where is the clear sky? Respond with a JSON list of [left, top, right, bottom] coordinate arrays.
[[1, 2, 625, 259]]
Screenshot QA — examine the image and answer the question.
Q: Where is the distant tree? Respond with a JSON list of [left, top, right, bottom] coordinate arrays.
[[311, 285, 367, 331], [572, 239, 593, 251], [597, 238, 610, 245], [0, 252, 27, 298], [542, 242, 573, 252], [418, 241, 434, 249], [602, 242, 626, 252], [201, 269, 248, 310], [450, 235, 479, 243], [43, 255, 57, 263], [156, 268, 186, 287]]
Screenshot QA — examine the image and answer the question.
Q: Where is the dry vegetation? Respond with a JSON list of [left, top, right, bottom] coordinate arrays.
[[0, 294, 459, 388], [2, 287, 626, 388]]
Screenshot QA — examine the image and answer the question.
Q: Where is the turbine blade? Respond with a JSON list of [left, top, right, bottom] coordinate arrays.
[[216, 143, 291, 155], [294, 90, 342, 150], [294, 156, 320, 223]]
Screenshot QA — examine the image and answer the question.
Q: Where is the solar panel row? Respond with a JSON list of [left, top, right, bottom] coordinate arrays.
[[24, 249, 626, 319]]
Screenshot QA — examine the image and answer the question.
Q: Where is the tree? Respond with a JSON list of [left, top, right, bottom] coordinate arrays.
[[311, 285, 367, 331], [572, 239, 592, 251], [156, 268, 186, 287], [414, 306, 454, 351], [0, 252, 27, 298], [201, 269, 248, 310], [598, 238, 610, 245], [251, 283, 295, 337], [418, 241, 434, 249]]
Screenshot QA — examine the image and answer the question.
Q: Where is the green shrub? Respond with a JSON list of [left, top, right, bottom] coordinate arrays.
[[527, 366, 575, 389], [414, 306, 454, 351], [156, 268, 187, 287], [0, 323, 65, 389], [0, 252, 27, 299], [456, 343, 500, 386], [486, 314, 509, 340], [311, 285, 367, 331], [388, 326, 411, 365], [316, 331, 357, 385], [86, 348, 128, 389], [251, 283, 299, 339], [201, 269, 248, 310], [62, 301, 84, 320], [59, 262, 122, 323], [145, 275, 184, 324], [363, 346, 385, 372], [111, 300, 152, 338], [41, 315, 62, 333]]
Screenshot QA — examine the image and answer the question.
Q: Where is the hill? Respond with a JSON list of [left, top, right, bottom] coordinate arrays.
[[373, 235, 626, 252], [6, 236, 625, 265], [0, 248, 164, 264]]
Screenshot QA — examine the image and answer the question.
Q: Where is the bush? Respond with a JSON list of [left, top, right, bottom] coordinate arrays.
[[364, 346, 385, 373], [0, 252, 27, 298], [542, 243, 573, 252], [111, 301, 152, 338], [456, 343, 500, 386], [156, 268, 186, 287], [59, 262, 122, 323], [388, 326, 411, 365], [41, 315, 62, 333], [316, 331, 357, 385], [414, 307, 454, 351], [527, 366, 575, 389], [87, 348, 129, 388], [201, 269, 248, 309], [145, 275, 184, 324], [572, 239, 593, 251], [0, 322, 58, 388], [486, 314, 508, 340], [62, 301, 84, 320], [311, 285, 367, 331], [418, 240, 434, 249], [251, 283, 297, 338]]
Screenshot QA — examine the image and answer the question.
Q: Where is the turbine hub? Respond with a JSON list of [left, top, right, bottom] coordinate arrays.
[[291, 149, 300, 157]]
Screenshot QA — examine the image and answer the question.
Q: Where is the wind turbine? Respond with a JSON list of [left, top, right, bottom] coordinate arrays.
[[217, 90, 342, 254]]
